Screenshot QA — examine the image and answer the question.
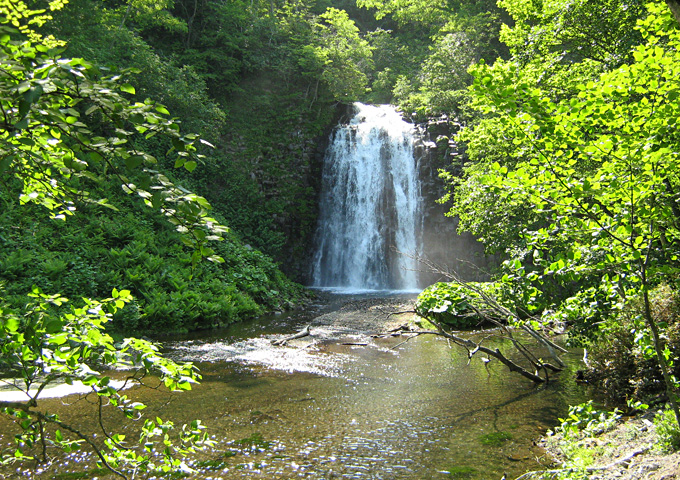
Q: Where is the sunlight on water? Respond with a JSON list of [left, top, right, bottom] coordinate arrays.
[[0, 296, 588, 480], [170, 337, 354, 377], [0, 379, 129, 401]]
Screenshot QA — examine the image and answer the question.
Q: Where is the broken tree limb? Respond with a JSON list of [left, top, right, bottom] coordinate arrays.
[[272, 325, 311, 346], [398, 328, 548, 383], [372, 310, 563, 383], [406, 255, 569, 382], [521, 325, 567, 368]]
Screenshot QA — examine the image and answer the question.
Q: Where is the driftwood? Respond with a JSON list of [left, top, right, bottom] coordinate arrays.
[[380, 304, 564, 383], [388, 327, 550, 383], [271, 325, 311, 346]]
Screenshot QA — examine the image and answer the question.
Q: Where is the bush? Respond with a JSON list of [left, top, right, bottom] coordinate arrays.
[[541, 285, 619, 347], [415, 281, 511, 329], [0, 183, 305, 336], [583, 284, 680, 407], [655, 406, 680, 452], [553, 401, 621, 439]]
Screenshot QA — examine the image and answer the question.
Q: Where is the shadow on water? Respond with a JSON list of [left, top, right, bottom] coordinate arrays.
[[0, 293, 590, 479]]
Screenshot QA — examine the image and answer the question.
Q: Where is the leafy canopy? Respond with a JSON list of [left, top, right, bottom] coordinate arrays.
[[465, 2, 680, 296], [0, 0, 227, 265], [302, 7, 373, 101]]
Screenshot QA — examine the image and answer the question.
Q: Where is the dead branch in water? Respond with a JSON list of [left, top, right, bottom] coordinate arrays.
[[384, 325, 549, 384], [272, 325, 311, 346], [387, 253, 568, 383], [377, 303, 562, 383]]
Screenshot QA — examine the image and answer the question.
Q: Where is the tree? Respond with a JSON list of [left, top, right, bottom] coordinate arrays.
[[498, 0, 644, 66], [1, 0, 227, 265], [110, 0, 187, 33], [0, 0, 223, 475], [356, 0, 458, 27], [458, 2, 680, 424], [302, 7, 373, 102], [358, 0, 509, 118]]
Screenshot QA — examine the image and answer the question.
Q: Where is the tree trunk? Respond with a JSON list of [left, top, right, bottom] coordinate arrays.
[[643, 284, 680, 427], [667, 0, 680, 27]]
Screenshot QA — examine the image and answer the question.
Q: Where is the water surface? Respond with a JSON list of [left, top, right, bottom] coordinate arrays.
[[0, 294, 588, 479]]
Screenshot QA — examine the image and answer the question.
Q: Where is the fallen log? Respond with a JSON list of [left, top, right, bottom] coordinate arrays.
[[272, 325, 311, 346]]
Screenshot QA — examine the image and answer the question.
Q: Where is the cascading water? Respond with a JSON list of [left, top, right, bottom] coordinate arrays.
[[311, 103, 422, 291]]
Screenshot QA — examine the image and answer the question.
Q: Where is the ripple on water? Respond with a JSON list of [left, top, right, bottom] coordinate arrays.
[[169, 338, 354, 377]]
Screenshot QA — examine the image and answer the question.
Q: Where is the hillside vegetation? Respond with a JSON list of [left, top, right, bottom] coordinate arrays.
[[3, 0, 680, 476]]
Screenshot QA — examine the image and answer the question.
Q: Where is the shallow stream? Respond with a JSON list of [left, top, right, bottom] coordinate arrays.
[[1, 293, 588, 479]]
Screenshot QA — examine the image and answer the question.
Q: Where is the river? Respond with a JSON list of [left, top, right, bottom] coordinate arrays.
[[1, 293, 588, 479]]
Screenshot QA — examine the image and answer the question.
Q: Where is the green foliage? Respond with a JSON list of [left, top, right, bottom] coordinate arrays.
[[583, 284, 680, 406], [553, 401, 621, 440], [431, 0, 680, 426], [655, 406, 680, 452], [416, 282, 488, 328], [358, 0, 508, 117], [0, 3, 310, 475], [0, 190, 304, 333], [0, 287, 214, 474], [0, 0, 307, 334], [453, 0, 680, 354], [0, 8, 227, 266], [305, 7, 373, 101], [498, 0, 644, 70], [415, 281, 531, 328], [542, 285, 620, 346], [357, 0, 458, 27], [31, 0, 348, 270]]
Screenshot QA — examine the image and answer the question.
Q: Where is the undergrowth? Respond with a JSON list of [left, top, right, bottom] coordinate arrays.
[[0, 183, 306, 335]]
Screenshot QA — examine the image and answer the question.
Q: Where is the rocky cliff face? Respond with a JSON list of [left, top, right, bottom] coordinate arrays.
[[274, 103, 355, 284], [413, 116, 494, 285]]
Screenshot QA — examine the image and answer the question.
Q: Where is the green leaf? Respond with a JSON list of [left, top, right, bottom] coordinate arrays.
[[125, 155, 144, 170], [14, 118, 29, 130], [45, 319, 63, 334], [184, 161, 197, 172]]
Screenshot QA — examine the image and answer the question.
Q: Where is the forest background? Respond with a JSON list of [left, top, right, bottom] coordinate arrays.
[[3, 0, 680, 476]]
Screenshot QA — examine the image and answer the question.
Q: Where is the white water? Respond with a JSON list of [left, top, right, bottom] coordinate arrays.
[[311, 103, 423, 291]]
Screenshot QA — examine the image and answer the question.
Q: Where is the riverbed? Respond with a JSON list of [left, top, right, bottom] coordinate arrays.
[[0, 293, 588, 479]]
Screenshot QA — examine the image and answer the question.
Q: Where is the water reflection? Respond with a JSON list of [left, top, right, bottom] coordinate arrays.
[[0, 295, 588, 479], [156, 310, 586, 479]]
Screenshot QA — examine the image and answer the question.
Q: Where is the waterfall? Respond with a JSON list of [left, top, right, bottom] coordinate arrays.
[[311, 103, 423, 292]]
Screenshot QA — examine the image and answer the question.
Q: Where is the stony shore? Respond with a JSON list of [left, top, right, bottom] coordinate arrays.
[[525, 412, 680, 480]]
